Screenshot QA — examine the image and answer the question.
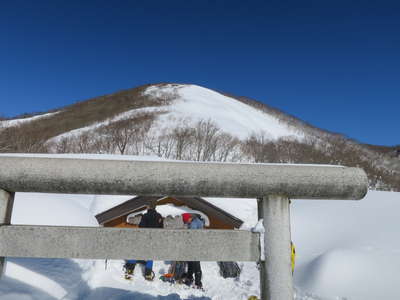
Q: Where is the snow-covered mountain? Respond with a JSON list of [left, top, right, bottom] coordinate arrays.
[[54, 84, 304, 141], [2, 84, 304, 141]]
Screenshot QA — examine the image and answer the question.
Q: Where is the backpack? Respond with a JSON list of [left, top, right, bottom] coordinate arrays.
[[218, 261, 241, 278], [160, 261, 187, 283], [172, 261, 187, 282], [194, 214, 205, 226]]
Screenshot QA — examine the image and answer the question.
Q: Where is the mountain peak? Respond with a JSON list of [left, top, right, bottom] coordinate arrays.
[[142, 83, 303, 140]]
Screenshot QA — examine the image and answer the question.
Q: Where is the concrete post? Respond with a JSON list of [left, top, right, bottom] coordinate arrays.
[[0, 189, 14, 276], [258, 195, 293, 300]]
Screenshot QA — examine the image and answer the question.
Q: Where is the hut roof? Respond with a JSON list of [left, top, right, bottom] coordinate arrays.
[[95, 196, 243, 229]]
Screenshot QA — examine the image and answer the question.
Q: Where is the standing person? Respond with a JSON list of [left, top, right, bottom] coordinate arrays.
[[182, 213, 204, 289], [124, 202, 163, 281]]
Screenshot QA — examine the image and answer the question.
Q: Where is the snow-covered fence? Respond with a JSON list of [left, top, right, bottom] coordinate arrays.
[[0, 155, 368, 300]]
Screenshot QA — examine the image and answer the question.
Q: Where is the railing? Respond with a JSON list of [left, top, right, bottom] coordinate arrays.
[[0, 155, 368, 300]]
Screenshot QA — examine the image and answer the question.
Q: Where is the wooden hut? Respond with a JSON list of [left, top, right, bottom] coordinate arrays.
[[95, 196, 243, 229]]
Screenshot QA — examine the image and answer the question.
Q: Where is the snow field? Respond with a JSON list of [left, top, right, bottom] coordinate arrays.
[[1, 181, 398, 299], [77, 259, 260, 300]]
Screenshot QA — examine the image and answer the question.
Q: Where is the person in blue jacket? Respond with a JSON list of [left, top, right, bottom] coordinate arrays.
[[182, 213, 204, 289]]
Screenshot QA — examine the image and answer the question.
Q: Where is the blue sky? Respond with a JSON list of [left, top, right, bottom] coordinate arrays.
[[1, 1, 399, 146]]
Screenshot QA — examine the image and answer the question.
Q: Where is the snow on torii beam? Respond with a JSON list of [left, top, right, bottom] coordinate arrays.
[[0, 155, 368, 199]]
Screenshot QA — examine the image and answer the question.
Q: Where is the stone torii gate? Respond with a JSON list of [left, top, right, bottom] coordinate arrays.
[[0, 155, 368, 300]]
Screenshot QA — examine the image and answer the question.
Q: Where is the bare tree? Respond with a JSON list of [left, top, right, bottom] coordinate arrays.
[[0, 124, 49, 153], [130, 116, 154, 156], [154, 132, 176, 158], [213, 133, 240, 162], [54, 137, 73, 153], [242, 132, 277, 163], [172, 127, 194, 160], [0, 122, 11, 152], [190, 120, 220, 161]]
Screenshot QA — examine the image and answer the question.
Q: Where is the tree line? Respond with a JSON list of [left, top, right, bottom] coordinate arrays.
[[1, 115, 399, 191]]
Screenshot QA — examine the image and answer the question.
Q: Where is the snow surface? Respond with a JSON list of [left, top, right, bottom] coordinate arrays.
[[0, 112, 59, 128], [145, 84, 304, 140], [251, 219, 265, 261], [2, 187, 399, 299], [0, 153, 342, 169], [0, 153, 166, 162], [291, 190, 400, 300]]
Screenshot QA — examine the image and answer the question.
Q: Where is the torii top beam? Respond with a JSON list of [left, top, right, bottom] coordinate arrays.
[[0, 155, 368, 200]]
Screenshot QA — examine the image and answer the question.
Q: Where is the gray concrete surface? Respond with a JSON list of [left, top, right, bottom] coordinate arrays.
[[0, 226, 260, 261], [0, 189, 14, 226], [0, 189, 13, 277], [259, 196, 293, 300], [0, 156, 368, 199]]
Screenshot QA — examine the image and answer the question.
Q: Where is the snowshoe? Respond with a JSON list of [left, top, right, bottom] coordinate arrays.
[[144, 268, 155, 281], [123, 263, 136, 280], [160, 262, 187, 284], [160, 273, 175, 283], [124, 273, 133, 280], [183, 277, 193, 287], [184, 280, 204, 292]]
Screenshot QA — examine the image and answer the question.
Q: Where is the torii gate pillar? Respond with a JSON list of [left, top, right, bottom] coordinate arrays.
[[0, 189, 14, 276], [258, 195, 294, 300]]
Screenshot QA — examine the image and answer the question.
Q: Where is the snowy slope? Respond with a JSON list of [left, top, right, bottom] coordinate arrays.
[[144, 84, 304, 140], [0, 112, 59, 127], [2, 168, 399, 300], [50, 84, 304, 142]]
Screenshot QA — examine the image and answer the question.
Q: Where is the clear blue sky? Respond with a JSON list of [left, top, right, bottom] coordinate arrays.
[[1, 1, 399, 146]]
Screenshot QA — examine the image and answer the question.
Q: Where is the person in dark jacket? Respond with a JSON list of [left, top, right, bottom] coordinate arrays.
[[125, 203, 163, 280], [182, 213, 204, 289], [139, 205, 163, 229]]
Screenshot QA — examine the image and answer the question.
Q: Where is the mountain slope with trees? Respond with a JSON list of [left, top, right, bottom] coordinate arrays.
[[1, 83, 398, 191]]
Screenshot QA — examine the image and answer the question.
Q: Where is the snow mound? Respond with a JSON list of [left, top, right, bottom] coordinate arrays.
[[11, 193, 98, 226], [292, 190, 400, 300], [298, 248, 399, 300]]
